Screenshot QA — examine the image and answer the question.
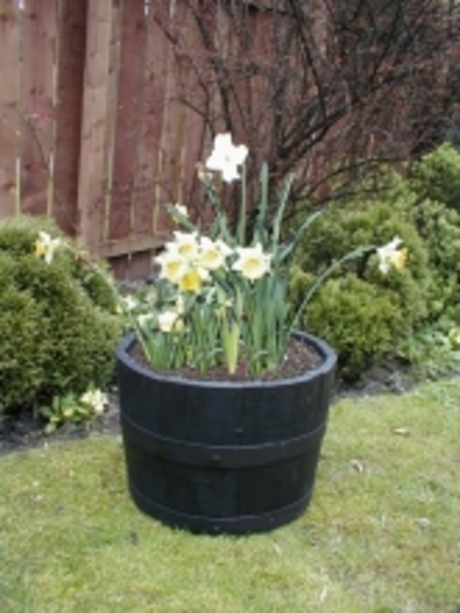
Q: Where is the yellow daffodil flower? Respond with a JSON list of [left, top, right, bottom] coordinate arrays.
[[35, 231, 62, 264], [376, 237, 407, 274], [178, 267, 204, 293]]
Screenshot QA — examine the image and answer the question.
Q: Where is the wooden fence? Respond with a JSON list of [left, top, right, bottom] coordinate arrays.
[[4, 1, 450, 278], [0, 0, 276, 277]]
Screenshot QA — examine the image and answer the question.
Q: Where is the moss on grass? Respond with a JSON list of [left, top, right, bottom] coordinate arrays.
[[1, 378, 459, 612]]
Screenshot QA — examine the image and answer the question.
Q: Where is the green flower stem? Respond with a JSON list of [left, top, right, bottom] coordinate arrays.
[[237, 164, 247, 245], [222, 319, 240, 374], [289, 245, 376, 333]]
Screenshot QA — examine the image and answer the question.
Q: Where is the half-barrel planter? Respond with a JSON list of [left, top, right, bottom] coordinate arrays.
[[116, 331, 336, 535]]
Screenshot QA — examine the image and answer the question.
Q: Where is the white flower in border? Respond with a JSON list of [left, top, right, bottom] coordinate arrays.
[[80, 388, 107, 416], [205, 133, 248, 183], [198, 237, 232, 271], [35, 231, 62, 264], [232, 244, 272, 281], [376, 237, 407, 274]]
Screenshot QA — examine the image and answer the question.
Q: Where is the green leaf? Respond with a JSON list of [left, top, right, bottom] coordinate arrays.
[[271, 173, 296, 251], [276, 210, 323, 264]]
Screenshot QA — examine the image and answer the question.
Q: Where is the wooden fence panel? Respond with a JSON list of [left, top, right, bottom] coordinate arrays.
[[175, 1, 213, 223], [19, 0, 56, 218], [0, 0, 20, 218], [153, 0, 193, 228], [77, 0, 118, 253], [53, 0, 88, 236], [108, 0, 146, 244], [132, 0, 171, 239], [0, 0, 293, 279]]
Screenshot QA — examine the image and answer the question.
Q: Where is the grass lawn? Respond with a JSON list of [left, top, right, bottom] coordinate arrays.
[[1, 378, 459, 613]]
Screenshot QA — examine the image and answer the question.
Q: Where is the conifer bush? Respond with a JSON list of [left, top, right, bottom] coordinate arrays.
[[0, 216, 122, 415], [288, 144, 460, 379], [408, 143, 460, 212], [291, 270, 405, 378], [289, 200, 432, 378]]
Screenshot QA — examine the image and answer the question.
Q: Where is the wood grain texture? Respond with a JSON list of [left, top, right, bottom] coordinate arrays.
[[53, 0, 88, 235], [77, 0, 117, 252], [20, 0, 56, 218], [0, 0, 19, 218]]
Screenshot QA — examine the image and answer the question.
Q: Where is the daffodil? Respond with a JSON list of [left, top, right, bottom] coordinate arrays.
[[205, 133, 248, 183], [448, 327, 460, 347], [232, 244, 272, 280], [172, 231, 200, 260], [144, 289, 157, 304], [198, 237, 232, 270], [376, 237, 407, 274], [138, 313, 155, 328], [158, 310, 184, 333], [35, 231, 62, 264], [175, 295, 185, 313], [80, 388, 107, 415], [174, 203, 189, 218], [178, 266, 205, 293], [156, 249, 188, 283], [122, 295, 138, 311]]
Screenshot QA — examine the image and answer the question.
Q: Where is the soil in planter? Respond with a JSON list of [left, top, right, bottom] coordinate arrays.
[[130, 336, 324, 382]]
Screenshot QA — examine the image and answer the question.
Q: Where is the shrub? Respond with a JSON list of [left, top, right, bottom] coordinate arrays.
[[290, 269, 405, 379], [408, 143, 460, 212], [289, 197, 433, 378], [399, 198, 460, 319], [0, 216, 122, 415]]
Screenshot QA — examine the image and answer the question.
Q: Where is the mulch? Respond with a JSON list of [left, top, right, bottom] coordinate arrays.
[[0, 388, 122, 456]]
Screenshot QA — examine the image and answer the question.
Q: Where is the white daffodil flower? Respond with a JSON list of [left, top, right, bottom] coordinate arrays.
[[172, 231, 200, 261], [205, 133, 248, 183], [198, 237, 232, 270], [35, 231, 62, 264], [80, 389, 107, 415], [158, 310, 183, 333], [156, 249, 188, 284], [174, 203, 189, 218], [122, 295, 138, 311], [137, 313, 155, 329], [376, 237, 407, 274], [232, 244, 272, 281], [175, 295, 185, 314]]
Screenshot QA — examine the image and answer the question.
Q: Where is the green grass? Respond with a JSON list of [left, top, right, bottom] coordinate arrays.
[[1, 378, 459, 613]]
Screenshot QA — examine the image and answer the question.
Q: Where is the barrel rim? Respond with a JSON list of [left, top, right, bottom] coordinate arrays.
[[116, 330, 337, 391]]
